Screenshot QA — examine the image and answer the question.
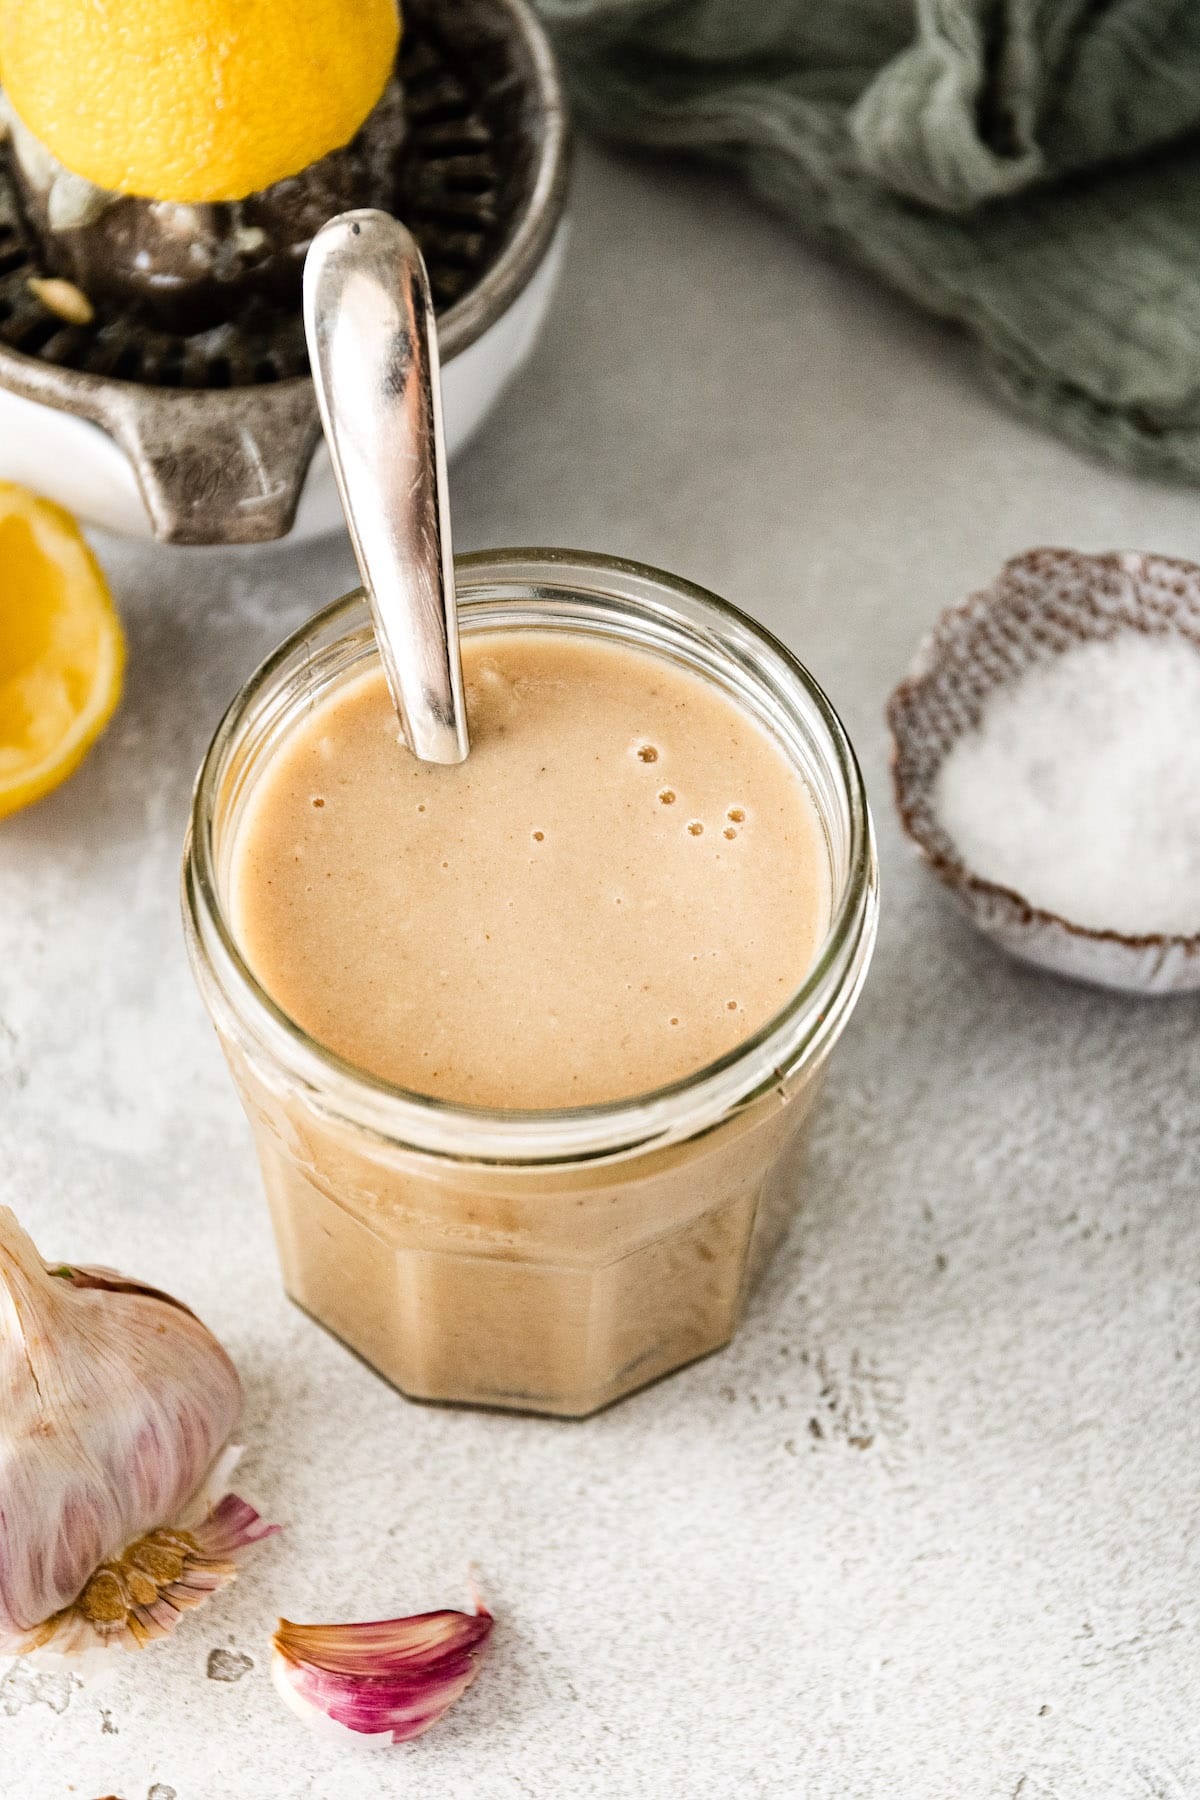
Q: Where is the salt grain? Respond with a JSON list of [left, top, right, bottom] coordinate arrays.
[[933, 632, 1200, 936]]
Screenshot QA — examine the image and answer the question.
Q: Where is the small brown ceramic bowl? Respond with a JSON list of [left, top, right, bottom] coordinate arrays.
[[886, 547, 1200, 995]]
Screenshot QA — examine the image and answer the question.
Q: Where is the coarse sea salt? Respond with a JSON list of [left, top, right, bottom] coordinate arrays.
[[933, 631, 1200, 937]]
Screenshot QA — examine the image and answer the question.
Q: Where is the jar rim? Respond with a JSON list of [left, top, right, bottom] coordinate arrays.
[[183, 548, 878, 1164]]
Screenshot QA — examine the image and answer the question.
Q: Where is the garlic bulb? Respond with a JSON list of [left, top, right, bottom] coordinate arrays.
[[0, 1207, 276, 1656], [271, 1598, 494, 1745]]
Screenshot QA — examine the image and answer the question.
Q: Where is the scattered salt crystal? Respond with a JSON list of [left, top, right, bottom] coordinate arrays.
[[933, 632, 1200, 936]]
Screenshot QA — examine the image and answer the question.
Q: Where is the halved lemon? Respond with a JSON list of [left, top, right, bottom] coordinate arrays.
[[0, 484, 124, 820], [0, 0, 402, 204]]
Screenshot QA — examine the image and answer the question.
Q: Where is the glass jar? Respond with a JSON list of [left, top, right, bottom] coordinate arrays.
[[183, 549, 878, 1416]]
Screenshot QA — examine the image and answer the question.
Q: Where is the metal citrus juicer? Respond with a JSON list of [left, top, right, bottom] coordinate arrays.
[[0, 0, 568, 545], [304, 208, 470, 766]]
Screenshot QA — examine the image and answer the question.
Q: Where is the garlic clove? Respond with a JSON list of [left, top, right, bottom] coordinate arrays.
[[0, 1208, 274, 1657], [271, 1599, 494, 1746]]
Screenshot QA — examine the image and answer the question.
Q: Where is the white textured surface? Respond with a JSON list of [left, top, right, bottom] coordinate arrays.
[[2, 145, 1199, 1800]]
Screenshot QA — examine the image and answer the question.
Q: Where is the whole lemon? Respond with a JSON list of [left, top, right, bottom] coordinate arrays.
[[0, 0, 401, 203]]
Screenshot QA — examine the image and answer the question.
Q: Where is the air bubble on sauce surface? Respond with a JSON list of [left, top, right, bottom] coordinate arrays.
[[470, 661, 510, 694], [467, 661, 519, 721]]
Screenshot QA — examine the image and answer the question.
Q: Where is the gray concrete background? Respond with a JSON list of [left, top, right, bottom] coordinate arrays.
[[1, 144, 1198, 1799]]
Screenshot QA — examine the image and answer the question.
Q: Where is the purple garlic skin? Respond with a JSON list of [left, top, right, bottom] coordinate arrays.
[[272, 1602, 494, 1745], [41, 1494, 279, 1656], [0, 1207, 274, 1656]]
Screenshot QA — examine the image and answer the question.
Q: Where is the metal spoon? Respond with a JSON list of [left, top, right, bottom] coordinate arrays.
[[303, 209, 469, 765]]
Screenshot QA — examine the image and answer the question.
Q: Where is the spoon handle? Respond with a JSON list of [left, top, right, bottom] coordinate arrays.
[[304, 209, 469, 765]]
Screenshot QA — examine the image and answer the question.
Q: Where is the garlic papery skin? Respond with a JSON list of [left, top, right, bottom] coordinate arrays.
[[36, 1494, 279, 1656], [271, 1600, 494, 1746], [0, 1206, 272, 1656]]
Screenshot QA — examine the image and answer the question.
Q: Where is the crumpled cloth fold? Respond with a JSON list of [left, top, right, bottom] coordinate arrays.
[[535, 0, 1200, 483]]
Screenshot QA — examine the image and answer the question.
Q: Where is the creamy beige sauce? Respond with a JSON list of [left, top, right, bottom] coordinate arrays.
[[230, 630, 830, 1110]]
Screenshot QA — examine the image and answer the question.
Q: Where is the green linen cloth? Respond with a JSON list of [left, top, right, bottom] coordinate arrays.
[[533, 0, 1200, 484]]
